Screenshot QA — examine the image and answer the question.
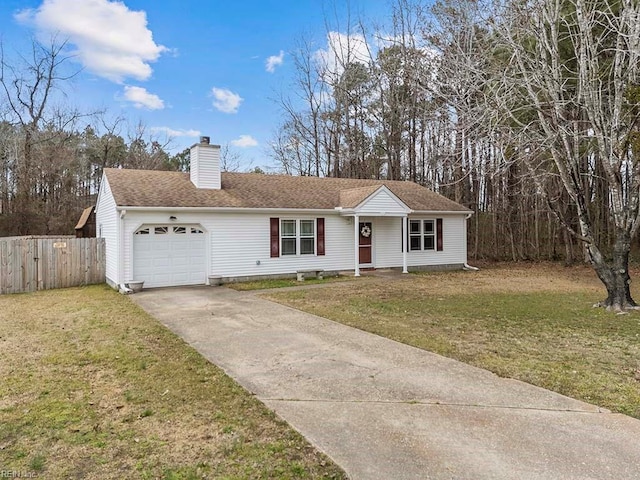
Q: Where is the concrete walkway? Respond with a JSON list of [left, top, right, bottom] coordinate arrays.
[[132, 286, 640, 480]]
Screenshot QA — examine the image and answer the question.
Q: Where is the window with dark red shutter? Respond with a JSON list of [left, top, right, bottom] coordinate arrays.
[[317, 218, 325, 255], [270, 217, 279, 257]]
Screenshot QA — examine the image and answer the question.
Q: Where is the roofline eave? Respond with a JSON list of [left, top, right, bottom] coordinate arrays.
[[411, 209, 474, 215], [336, 208, 412, 217], [113, 206, 472, 216], [337, 207, 472, 216], [115, 205, 339, 214]]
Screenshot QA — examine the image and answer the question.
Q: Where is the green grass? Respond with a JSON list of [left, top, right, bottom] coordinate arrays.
[[0, 285, 346, 479], [266, 265, 640, 419], [226, 274, 351, 291]]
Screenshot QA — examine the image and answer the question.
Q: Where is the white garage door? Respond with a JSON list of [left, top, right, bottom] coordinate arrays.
[[133, 225, 207, 288]]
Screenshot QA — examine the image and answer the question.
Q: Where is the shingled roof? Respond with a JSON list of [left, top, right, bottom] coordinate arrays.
[[103, 168, 470, 213], [74, 206, 94, 230]]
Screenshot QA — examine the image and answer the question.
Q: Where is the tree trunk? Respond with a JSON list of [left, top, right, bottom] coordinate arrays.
[[562, 229, 573, 266], [589, 233, 637, 311]]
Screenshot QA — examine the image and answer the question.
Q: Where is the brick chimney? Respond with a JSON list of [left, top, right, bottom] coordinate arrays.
[[190, 136, 221, 189]]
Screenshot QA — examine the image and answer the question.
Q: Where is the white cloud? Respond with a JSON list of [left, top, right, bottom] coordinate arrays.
[[211, 87, 243, 114], [150, 127, 201, 138], [16, 0, 167, 83], [230, 135, 258, 148], [314, 31, 371, 80], [122, 86, 164, 110], [265, 50, 284, 73]]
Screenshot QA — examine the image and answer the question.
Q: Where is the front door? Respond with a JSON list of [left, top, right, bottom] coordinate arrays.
[[359, 222, 372, 264]]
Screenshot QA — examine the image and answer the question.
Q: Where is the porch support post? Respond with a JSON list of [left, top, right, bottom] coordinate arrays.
[[402, 215, 408, 274], [354, 215, 360, 277]]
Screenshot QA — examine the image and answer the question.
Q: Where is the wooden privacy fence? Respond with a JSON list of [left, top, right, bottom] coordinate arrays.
[[0, 236, 106, 294]]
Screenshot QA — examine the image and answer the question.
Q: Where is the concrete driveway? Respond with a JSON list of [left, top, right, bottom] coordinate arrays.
[[132, 286, 640, 480]]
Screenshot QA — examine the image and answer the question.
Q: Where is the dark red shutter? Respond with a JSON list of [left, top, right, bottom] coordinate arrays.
[[436, 218, 443, 251], [317, 218, 325, 255], [270, 218, 279, 257]]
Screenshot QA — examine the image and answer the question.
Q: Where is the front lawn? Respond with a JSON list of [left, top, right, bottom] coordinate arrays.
[[265, 263, 640, 419], [0, 286, 345, 479]]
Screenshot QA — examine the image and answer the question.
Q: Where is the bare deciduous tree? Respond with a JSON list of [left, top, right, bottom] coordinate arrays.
[[0, 37, 82, 233], [486, 0, 640, 309]]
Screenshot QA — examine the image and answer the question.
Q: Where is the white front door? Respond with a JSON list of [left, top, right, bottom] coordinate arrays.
[[133, 225, 206, 288]]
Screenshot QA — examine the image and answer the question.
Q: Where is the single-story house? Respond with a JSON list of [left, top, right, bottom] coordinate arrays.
[[95, 137, 472, 289]]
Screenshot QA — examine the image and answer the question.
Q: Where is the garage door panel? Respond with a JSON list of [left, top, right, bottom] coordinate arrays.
[[152, 242, 172, 252], [153, 273, 172, 284], [172, 273, 189, 283], [133, 225, 207, 288], [171, 251, 189, 261], [152, 257, 171, 268]]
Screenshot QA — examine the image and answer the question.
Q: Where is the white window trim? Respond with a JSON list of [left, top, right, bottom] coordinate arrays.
[[280, 218, 317, 256], [409, 219, 435, 252]]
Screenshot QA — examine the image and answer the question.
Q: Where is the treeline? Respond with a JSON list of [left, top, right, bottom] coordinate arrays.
[[0, 121, 187, 235], [0, 41, 189, 236], [271, 0, 627, 263], [1, 0, 636, 280]]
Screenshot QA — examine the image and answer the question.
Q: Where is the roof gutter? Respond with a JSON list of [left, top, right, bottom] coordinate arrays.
[[114, 206, 473, 215], [411, 210, 474, 216], [115, 206, 337, 214], [335, 207, 413, 216]]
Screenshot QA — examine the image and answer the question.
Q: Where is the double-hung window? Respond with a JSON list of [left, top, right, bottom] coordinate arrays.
[[409, 219, 435, 251], [281, 220, 297, 255], [281, 219, 316, 256], [300, 220, 315, 254], [423, 220, 435, 250]]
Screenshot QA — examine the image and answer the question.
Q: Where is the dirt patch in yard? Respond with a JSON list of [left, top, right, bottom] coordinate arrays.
[[410, 262, 605, 295]]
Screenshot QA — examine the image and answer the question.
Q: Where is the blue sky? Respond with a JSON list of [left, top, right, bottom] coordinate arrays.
[[0, 0, 392, 170]]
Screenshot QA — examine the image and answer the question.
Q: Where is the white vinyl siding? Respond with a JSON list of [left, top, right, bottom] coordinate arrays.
[[116, 210, 468, 284], [95, 176, 119, 286], [120, 211, 349, 281], [374, 216, 467, 269], [355, 188, 410, 215], [190, 144, 221, 189], [208, 213, 349, 277]]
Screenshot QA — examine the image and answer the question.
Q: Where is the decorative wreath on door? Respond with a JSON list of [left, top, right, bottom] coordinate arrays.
[[360, 225, 372, 238]]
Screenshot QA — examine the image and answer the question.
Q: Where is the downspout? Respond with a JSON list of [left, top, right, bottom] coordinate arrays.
[[463, 212, 479, 271], [119, 209, 126, 288], [402, 215, 408, 274], [354, 215, 360, 277]]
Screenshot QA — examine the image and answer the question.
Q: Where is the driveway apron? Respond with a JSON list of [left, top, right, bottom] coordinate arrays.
[[132, 286, 640, 480]]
